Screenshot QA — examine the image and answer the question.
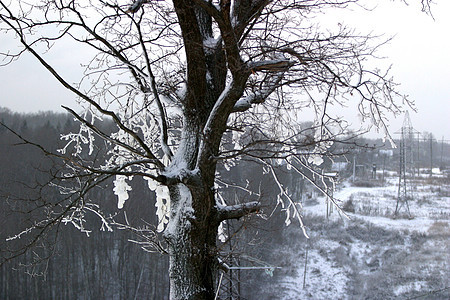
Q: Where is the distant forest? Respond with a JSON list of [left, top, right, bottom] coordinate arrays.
[[1, 108, 449, 299], [0, 108, 170, 299]]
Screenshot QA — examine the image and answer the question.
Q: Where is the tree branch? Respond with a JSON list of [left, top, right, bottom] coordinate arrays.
[[248, 59, 294, 72], [0, 10, 162, 165], [133, 19, 173, 160], [172, 0, 207, 106], [217, 201, 261, 221], [232, 71, 285, 112]]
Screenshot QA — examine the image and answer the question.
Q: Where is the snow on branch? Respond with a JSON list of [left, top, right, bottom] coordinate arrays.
[[126, 0, 150, 14], [113, 175, 133, 209], [291, 156, 349, 220], [259, 159, 309, 238], [232, 70, 285, 112], [232, 93, 263, 113], [110, 212, 167, 254], [217, 201, 261, 221]]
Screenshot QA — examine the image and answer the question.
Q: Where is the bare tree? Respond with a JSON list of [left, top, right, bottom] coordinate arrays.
[[0, 0, 424, 298]]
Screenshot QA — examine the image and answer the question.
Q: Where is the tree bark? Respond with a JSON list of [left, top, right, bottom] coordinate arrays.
[[164, 184, 218, 300], [163, 3, 231, 297]]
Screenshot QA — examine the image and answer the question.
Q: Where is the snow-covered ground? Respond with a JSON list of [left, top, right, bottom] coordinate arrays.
[[270, 175, 450, 299], [305, 177, 449, 234]]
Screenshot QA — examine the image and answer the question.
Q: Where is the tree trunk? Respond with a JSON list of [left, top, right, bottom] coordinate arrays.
[[164, 184, 218, 299]]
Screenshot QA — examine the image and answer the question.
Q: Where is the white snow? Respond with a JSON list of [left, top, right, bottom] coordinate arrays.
[[203, 37, 219, 54], [303, 178, 448, 233], [113, 175, 132, 209], [218, 221, 227, 242], [307, 154, 324, 166], [280, 248, 349, 300], [164, 184, 194, 238], [155, 185, 170, 232], [275, 173, 450, 299], [393, 281, 428, 296], [145, 177, 158, 191]]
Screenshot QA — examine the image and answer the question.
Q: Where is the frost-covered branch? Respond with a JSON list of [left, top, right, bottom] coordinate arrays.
[[217, 201, 261, 221], [232, 72, 285, 112], [290, 156, 349, 219], [259, 159, 309, 238], [126, 0, 150, 13], [0, 4, 164, 164], [63, 106, 163, 168], [111, 214, 168, 254], [133, 19, 173, 160]]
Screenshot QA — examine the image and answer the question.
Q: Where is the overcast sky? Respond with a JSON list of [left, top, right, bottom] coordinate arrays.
[[0, 1, 449, 141]]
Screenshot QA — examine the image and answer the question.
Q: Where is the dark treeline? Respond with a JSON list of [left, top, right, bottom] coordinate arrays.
[[0, 108, 169, 299]]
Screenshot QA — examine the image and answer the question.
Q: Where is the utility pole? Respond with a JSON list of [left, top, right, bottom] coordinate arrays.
[[352, 154, 356, 182], [417, 135, 420, 176], [430, 133, 433, 177]]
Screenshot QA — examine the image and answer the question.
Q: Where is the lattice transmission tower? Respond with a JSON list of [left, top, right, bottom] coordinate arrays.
[[394, 111, 419, 217]]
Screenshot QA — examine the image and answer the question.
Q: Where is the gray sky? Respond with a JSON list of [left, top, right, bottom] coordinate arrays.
[[1, 1, 449, 140]]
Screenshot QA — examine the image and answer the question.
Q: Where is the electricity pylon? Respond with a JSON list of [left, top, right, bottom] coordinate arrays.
[[394, 111, 418, 217]]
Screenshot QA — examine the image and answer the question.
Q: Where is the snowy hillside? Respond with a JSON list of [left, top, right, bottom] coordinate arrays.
[[265, 175, 449, 299]]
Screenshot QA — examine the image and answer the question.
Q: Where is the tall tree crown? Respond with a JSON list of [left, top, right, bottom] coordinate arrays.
[[0, 0, 412, 246]]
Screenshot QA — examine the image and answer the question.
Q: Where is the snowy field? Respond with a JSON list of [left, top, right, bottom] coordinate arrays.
[[260, 175, 449, 299]]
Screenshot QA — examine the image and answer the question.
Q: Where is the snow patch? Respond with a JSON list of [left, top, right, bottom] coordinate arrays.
[[113, 175, 132, 209], [280, 248, 349, 299], [394, 281, 428, 296], [164, 184, 194, 238], [155, 185, 170, 232], [218, 221, 227, 242]]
